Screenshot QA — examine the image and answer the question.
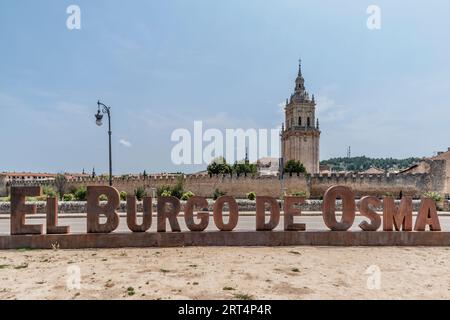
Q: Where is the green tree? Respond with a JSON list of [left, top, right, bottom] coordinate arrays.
[[54, 174, 68, 200], [74, 187, 87, 201], [284, 160, 307, 175], [207, 157, 232, 175], [320, 156, 422, 172], [232, 161, 257, 176]]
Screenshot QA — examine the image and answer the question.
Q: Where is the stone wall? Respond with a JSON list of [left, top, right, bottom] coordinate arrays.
[[5, 157, 448, 199], [62, 175, 309, 199], [310, 172, 430, 198]]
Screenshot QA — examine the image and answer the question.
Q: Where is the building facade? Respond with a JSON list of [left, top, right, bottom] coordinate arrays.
[[281, 61, 321, 174]]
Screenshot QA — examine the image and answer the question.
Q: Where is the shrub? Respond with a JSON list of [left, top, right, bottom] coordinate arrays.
[[213, 189, 226, 200], [42, 186, 56, 198], [74, 187, 87, 201], [161, 190, 172, 197], [171, 176, 185, 199], [63, 194, 75, 201], [181, 191, 195, 201], [99, 194, 108, 201], [157, 185, 171, 197], [291, 191, 309, 198], [246, 192, 256, 201], [120, 191, 127, 201], [156, 176, 185, 199], [424, 191, 443, 203], [134, 187, 146, 201]]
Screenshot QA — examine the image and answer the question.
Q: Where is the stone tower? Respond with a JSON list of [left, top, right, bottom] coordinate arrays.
[[281, 60, 320, 174]]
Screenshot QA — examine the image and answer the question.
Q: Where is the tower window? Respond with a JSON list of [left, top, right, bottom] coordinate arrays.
[[299, 117, 302, 126], [307, 117, 311, 127]]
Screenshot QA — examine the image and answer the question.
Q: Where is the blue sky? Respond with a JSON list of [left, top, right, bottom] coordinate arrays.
[[1, 0, 450, 174]]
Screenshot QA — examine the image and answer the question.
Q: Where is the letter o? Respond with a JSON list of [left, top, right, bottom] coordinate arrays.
[[213, 196, 239, 231], [322, 186, 356, 231]]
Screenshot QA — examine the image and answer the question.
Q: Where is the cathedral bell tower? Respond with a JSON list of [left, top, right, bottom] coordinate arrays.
[[281, 60, 321, 174]]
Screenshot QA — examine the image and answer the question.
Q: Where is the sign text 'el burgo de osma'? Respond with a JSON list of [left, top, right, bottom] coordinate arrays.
[[8, 185, 442, 236]]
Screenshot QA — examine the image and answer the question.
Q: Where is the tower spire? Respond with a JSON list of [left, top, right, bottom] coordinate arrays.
[[298, 59, 302, 76]]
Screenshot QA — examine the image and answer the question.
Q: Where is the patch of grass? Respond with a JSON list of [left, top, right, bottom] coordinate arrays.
[[291, 268, 300, 273], [102, 258, 108, 262], [289, 251, 301, 255], [160, 269, 170, 274], [223, 287, 235, 291], [127, 287, 136, 296], [0, 265, 10, 269], [233, 293, 253, 300], [14, 263, 29, 270]]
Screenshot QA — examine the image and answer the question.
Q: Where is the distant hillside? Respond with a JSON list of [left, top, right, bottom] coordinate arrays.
[[320, 156, 423, 172]]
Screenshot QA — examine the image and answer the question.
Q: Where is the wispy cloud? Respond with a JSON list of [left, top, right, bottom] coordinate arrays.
[[119, 139, 132, 148], [316, 95, 349, 122]]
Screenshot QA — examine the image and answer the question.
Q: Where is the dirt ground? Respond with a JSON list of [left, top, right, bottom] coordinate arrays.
[[0, 247, 449, 300]]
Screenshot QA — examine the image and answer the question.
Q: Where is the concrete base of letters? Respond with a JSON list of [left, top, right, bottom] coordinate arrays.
[[0, 231, 449, 249]]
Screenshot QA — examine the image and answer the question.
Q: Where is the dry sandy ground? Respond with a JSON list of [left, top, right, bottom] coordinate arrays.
[[0, 247, 449, 300]]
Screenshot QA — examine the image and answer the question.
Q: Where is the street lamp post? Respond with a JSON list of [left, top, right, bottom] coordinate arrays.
[[95, 100, 113, 186]]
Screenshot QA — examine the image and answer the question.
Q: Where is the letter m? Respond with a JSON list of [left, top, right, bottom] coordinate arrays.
[[383, 197, 413, 231]]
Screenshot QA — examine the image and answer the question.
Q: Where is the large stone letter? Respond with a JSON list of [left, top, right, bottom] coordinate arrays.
[[414, 198, 442, 232], [11, 187, 43, 235], [256, 196, 280, 231], [127, 196, 152, 232], [87, 186, 120, 233], [383, 197, 412, 231], [359, 196, 382, 232], [322, 186, 356, 231], [213, 196, 239, 231], [184, 196, 209, 232], [157, 197, 181, 232], [46, 197, 70, 234], [283, 197, 306, 231]]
